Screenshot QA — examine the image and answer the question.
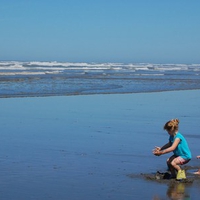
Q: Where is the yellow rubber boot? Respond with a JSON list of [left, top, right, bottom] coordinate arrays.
[[176, 170, 186, 180]]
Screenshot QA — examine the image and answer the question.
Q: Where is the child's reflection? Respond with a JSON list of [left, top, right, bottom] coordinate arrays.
[[166, 183, 190, 200], [153, 183, 191, 200]]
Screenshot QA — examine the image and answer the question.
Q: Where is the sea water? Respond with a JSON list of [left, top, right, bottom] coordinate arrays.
[[1, 61, 200, 199], [0, 61, 200, 97], [1, 91, 200, 200]]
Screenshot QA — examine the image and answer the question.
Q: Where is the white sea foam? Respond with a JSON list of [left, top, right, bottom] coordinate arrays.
[[0, 72, 47, 76], [0, 63, 25, 70], [0, 61, 200, 75], [134, 73, 164, 76]]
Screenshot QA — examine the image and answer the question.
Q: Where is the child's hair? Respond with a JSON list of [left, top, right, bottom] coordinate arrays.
[[164, 119, 179, 132]]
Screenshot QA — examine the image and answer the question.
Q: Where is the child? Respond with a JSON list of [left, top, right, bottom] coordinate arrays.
[[194, 156, 200, 174], [153, 119, 192, 180]]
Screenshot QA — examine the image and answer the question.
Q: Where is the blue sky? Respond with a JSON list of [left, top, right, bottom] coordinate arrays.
[[1, 0, 200, 63]]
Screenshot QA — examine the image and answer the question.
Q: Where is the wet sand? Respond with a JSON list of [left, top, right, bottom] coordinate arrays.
[[0, 90, 200, 199]]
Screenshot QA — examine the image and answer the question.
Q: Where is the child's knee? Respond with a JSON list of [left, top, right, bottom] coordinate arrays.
[[171, 159, 179, 167], [171, 160, 175, 166]]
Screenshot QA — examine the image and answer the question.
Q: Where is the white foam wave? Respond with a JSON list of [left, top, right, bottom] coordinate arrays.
[[0, 61, 200, 73], [134, 73, 164, 76], [0, 72, 46, 76], [0, 63, 25, 70]]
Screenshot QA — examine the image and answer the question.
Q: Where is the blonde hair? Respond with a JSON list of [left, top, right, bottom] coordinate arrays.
[[164, 119, 179, 132]]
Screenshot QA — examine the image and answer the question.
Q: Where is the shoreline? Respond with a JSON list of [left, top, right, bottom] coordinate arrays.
[[0, 88, 200, 99]]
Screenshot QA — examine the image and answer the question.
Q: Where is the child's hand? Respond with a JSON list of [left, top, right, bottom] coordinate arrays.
[[153, 150, 162, 156], [152, 147, 161, 156], [154, 146, 161, 151], [197, 155, 200, 159]]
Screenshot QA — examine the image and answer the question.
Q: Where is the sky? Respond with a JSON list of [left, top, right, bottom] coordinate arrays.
[[0, 0, 200, 64]]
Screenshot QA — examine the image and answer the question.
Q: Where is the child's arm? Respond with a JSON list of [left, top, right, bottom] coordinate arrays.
[[154, 139, 180, 156], [160, 142, 171, 150], [153, 142, 171, 151], [153, 142, 171, 155], [197, 155, 200, 159]]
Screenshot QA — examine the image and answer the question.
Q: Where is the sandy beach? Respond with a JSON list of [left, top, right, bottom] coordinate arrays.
[[1, 90, 200, 199]]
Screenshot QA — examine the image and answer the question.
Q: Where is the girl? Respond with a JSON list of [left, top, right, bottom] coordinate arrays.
[[153, 119, 192, 180]]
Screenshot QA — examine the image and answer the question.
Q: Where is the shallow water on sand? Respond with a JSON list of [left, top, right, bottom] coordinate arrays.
[[0, 90, 200, 199]]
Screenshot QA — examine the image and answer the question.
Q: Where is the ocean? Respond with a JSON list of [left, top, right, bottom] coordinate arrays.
[[1, 61, 200, 199], [0, 61, 200, 97]]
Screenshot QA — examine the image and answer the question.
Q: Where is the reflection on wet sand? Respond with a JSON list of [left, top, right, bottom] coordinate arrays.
[[167, 183, 190, 200], [153, 183, 191, 200]]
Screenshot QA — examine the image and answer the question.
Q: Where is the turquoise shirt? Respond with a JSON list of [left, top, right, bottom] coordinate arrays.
[[169, 132, 192, 160]]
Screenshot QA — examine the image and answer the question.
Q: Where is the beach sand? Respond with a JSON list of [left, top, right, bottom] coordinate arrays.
[[0, 90, 200, 199]]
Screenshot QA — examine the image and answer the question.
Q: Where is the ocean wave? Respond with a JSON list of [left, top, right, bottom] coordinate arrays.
[[1, 61, 200, 97], [0, 61, 200, 72]]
